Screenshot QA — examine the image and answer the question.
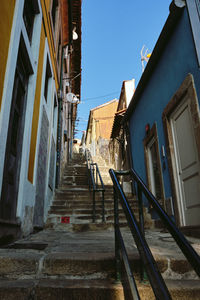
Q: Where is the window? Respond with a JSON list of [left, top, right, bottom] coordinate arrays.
[[51, 0, 58, 30], [143, 123, 165, 206], [146, 137, 162, 200], [53, 95, 57, 129], [44, 58, 52, 101], [57, 33, 61, 65], [23, 0, 39, 43]]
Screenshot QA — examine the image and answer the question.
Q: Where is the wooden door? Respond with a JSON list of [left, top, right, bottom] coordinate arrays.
[[170, 97, 200, 226], [0, 51, 29, 220]]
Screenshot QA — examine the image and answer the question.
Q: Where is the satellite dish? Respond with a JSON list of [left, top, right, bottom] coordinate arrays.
[[73, 27, 78, 40], [66, 92, 79, 104], [174, 0, 185, 8]]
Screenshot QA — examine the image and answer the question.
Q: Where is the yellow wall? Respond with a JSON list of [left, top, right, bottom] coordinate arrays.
[[41, 0, 59, 90], [28, 0, 62, 182], [92, 101, 118, 140], [28, 24, 46, 183], [0, 1, 15, 110]]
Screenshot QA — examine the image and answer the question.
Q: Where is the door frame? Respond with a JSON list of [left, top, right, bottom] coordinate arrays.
[[162, 74, 200, 227], [143, 123, 165, 208], [0, 41, 31, 221]]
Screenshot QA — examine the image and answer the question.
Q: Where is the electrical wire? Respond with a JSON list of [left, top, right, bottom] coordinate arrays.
[[82, 91, 120, 101]]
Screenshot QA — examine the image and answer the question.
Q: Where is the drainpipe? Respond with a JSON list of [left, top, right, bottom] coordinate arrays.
[[56, 0, 74, 186], [70, 103, 73, 161], [56, 47, 64, 188]]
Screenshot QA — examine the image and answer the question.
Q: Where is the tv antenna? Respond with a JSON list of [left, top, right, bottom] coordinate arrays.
[[141, 45, 151, 72]]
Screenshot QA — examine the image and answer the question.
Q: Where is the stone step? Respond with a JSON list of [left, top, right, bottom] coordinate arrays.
[[1, 228, 199, 283], [0, 279, 124, 300], [61, 178, 88, 185], [51, 198, 137, 205], [45, 222, 114, 231], [49, 204, 139, 213], [54, 193, 114, 201], [48, 210, 139, 222], [57, 186, 90, 191], [63, 167, 88, 174], [61, 176, 89, 181], [1, 277, 199, 300], [62, 173, 88, 178], [1, 241, 197, 281], [45, 217, 133, 230], [137, 279, 200, 300], [54, 192, 137, 201]]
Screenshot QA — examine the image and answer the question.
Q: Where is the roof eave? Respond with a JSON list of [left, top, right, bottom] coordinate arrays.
[[123, 2, 185, 123]]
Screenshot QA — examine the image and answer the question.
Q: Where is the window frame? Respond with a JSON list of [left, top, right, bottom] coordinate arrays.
[[44, 57, 52, 102], [23, 0, 39, 43]]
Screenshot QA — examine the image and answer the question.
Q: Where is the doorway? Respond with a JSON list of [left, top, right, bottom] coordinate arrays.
[[144, 123, 165, 207], [163, 74, 200, 227], [0, 45, 30, 221], [170, 96, 200, 226]]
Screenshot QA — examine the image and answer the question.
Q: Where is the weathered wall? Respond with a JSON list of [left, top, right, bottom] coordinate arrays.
[[128, 8, 200, 199], [28, 23, 46, 183], [0, 0, 62, 239], [0, 1, 15, 110], [93, 100, 118, 140]]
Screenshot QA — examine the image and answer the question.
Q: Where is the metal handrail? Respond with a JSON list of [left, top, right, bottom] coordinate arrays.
[[109, 168, 200, 300], [85, 149, 105, 222]]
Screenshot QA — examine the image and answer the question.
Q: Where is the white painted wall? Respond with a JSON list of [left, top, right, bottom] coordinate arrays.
[[125, 79, 135, 106], [0, 0, 58, 235]]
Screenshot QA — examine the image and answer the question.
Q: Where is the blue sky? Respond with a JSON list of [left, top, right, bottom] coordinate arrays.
[[76, 0, 172, 139]]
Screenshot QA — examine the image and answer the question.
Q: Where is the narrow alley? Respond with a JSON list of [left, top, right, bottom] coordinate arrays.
[[0, 1, 200, 299]]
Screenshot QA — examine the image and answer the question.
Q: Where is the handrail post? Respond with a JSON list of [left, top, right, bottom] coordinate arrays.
[[85, 149, 105, 225], [102, 190, 105, 223], [114, 186, 121, 282], [138, 185, 144, 236], [92, 165, 95, 188], [96, 164, 98, 186], [138, 185, 148, 282], [93, 190, 96, 223]]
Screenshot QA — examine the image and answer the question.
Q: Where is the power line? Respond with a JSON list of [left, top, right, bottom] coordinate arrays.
[[82, 91, 120, 101]]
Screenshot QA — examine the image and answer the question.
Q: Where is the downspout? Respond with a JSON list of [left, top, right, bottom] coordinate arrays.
[[56, 0, 73, 185], [56, 47, 64, 188], [70, 103, 73, 160], [67, 0, 73, 161]]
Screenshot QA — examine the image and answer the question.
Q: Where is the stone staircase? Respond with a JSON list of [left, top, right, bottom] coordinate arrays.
[[0, 152, 199, 299], [46, 153, 146, 230]]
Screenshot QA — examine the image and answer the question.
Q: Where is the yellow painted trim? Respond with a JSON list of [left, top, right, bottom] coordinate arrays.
[[0, 1, 15, 110], [28, 24, 46, 183], [40, 0, 59, 90]]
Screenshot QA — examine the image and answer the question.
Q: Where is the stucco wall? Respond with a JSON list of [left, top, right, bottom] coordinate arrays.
[[0, 0, 60, 237], [93, 100, 118, 140], [0, 1, 15, 110], [128, 8, 200, 200]]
